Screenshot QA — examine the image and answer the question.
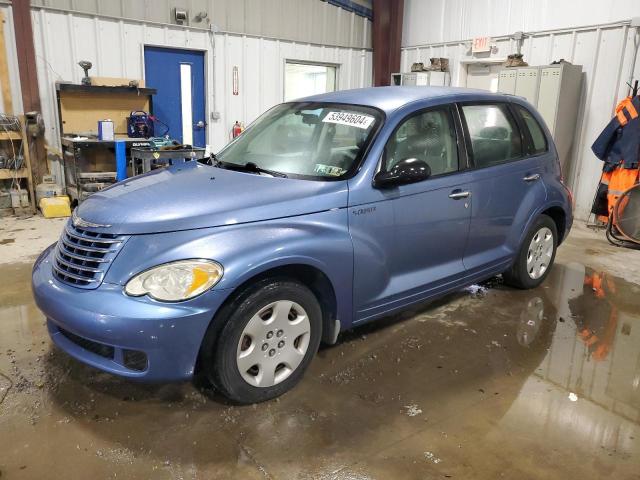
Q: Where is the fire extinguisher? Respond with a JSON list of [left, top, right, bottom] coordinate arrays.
[[232, 121, 244, 139]]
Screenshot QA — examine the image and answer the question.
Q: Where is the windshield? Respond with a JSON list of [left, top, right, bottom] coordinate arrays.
[[216, 102, 382, 180]]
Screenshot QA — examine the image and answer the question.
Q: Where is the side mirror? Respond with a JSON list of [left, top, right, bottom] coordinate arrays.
[[373, 158, 431, 188]]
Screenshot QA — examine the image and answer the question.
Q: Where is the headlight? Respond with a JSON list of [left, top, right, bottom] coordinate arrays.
[[124, 260, 223, 302]]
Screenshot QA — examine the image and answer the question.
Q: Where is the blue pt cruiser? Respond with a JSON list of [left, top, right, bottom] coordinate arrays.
[[33, 87, 573, 404]]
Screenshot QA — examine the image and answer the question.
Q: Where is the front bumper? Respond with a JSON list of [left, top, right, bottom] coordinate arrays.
[[32, 246, 230, 381]]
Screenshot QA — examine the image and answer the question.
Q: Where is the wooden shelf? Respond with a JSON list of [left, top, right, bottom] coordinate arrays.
[[0, 115, 43, 214], [56, 82, 157, 95], [0, 168, 28, 180], [0, 131, 21, 141]]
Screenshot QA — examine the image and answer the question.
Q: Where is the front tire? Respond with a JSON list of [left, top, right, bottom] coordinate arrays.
[[504, 214, 557, 289], [201, 278, 322, 404]]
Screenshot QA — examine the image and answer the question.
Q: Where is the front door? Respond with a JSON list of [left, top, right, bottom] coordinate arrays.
[[350, 106, 472, 323], [144, 46, 206, 146]]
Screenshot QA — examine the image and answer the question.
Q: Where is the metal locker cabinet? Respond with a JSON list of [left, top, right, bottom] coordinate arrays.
[[538, 63, 583, 173], [537, 67, 562, 132], [514, 67, 540, 105], [497, 69, 517, 95]]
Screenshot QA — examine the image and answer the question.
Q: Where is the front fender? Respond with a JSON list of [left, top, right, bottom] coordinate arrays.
[[105, 208, 355, 327]]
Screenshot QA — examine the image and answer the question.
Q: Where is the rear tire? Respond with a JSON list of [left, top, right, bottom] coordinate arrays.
[[504, 214, 557, 289], [200, 278, 322, 404]]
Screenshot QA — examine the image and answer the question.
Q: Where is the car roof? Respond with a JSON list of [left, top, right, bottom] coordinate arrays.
[[299, 86, 513, 114]]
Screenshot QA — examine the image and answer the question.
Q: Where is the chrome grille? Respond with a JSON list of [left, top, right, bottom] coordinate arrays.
[[53, 222, 128, 289]]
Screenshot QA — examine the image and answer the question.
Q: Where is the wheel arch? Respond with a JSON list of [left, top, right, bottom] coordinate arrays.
[[518, 201, 570, 249], [198, 261, 341, 372], [540, 205, 567, 244], [230, 263, 339, 345]]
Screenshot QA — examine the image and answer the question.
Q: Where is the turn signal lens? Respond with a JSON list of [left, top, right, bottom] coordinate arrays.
[[125, 260, 223, 302]]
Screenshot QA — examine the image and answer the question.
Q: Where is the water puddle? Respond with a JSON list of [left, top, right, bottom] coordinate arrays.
[[0, 261, 638, 478]]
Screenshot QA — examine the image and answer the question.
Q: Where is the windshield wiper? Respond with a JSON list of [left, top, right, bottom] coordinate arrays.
[[208, 152, 221, 166], [221, 161, 288, 178]]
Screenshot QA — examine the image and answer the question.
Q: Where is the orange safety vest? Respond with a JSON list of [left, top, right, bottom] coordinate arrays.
[[615, 96, 639, 126], [592, 96, 640, 221], [598, 167, 640, 223], [607, 167, 640, 223]]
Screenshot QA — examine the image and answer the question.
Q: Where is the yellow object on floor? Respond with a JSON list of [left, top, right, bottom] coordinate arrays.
[[39, 196, 71, 218]]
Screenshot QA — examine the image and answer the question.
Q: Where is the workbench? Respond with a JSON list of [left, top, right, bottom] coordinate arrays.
[[56, 82, 158, 205], [61, 136, 152, 205], [130, 147, 207, 176]]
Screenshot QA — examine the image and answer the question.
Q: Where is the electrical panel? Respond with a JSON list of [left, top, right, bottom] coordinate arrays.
[[498, 63, 583, 173]]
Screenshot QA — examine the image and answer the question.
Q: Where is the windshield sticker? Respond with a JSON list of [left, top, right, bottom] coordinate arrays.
[[322, 111, 375, 129], [314, 164, 347, 177]]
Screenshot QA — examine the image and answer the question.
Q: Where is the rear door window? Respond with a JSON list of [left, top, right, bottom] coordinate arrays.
[[461, 104, 522, 168], [515, 105, 548, 155]]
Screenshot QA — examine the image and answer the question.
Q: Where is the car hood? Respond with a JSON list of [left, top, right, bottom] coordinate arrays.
[[75, 162, 349, 234]]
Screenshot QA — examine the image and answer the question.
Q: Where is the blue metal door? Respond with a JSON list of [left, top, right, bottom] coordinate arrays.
[[144, 47, 206, 146]]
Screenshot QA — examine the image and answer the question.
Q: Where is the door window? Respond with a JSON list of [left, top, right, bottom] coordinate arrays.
[[461, 104, 522, 168], [515, 105, 548, 154], [384, 108, 458, 176]]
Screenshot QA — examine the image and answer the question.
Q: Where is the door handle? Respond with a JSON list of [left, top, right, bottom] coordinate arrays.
[[449, 190, 470, 199], [195, 120, 206, 129], [523, 173, 541, 182]]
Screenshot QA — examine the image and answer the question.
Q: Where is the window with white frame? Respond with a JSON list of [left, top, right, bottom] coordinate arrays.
[[284, 62, 337, 101]]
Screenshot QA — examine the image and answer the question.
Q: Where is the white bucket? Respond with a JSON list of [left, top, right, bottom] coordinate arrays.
[[9, 188, 29, 208], [9, 189, 21, 208], [19, 190, 29, 208]]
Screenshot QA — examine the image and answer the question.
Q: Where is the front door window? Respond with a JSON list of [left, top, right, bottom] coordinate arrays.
[[384, 108, 458, 177]]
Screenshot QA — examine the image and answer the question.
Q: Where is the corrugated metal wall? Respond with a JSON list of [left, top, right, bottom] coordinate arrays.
[[211, 33, 372, 149], [402, 0, 640, 47], [5, 4, 371, 157], [401, 0, 640, 221], [29, 0, 372, 49]]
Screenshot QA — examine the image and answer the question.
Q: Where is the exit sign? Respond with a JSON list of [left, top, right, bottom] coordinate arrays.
[[472, 37, 492, 53]]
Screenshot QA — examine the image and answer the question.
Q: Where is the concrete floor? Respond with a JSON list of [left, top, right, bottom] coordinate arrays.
[[0, 216, 639, 479]]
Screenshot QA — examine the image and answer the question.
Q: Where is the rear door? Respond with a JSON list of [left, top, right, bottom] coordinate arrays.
[[458, 102, 547, 276]]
